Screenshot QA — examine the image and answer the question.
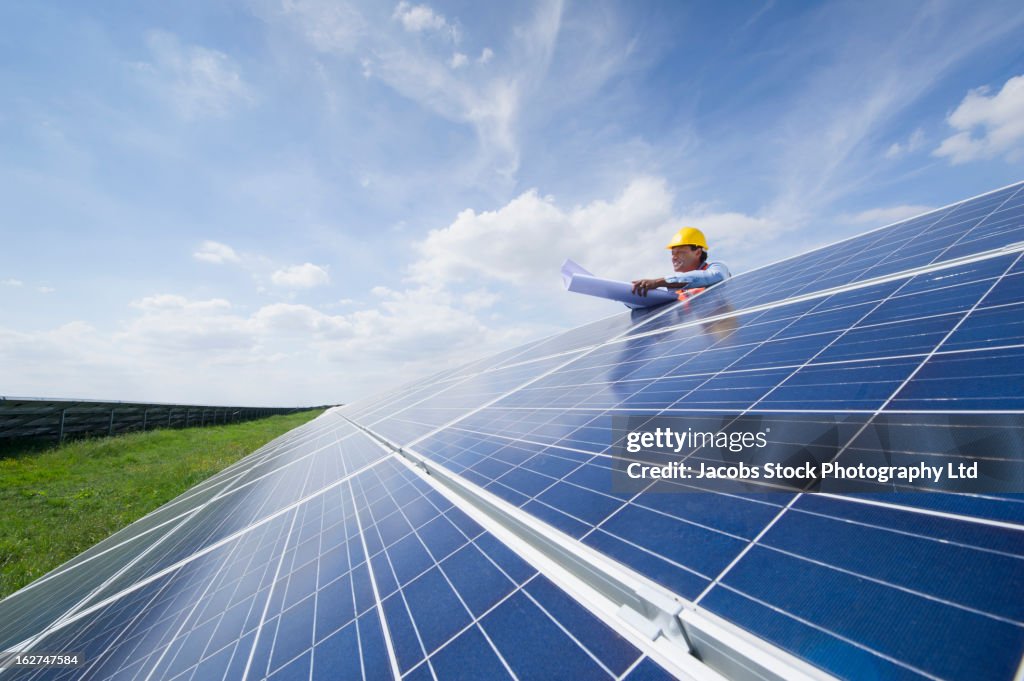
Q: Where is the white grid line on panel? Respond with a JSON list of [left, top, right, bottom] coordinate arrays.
[[711, 583, 945, 681], [811, 493, 1024, 532], [348, 474, 403, 680], [140, 512, 259, 681], [357, 433, 656, 681], [362, 463, 521, 681], [693, 213, 1024, 606], [7, 454, 396, 653], [239, 503, 303, 681], [3, 418, 359, 604]]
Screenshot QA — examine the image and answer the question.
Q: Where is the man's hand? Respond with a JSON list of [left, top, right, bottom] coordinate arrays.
[[631, 278, 667, 296]]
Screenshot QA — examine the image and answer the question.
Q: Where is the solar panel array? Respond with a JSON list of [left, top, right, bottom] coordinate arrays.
[[2, 181, 1023, 680], [0, 398, 312, 442]]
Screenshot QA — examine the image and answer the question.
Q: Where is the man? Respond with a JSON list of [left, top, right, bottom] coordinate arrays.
[[631, 227, 731, 299]]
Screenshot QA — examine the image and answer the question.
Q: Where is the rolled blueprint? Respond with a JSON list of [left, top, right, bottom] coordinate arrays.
[[561, 259, 677, 308]]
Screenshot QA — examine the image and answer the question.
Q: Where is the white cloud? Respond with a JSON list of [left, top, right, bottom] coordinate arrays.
[[459, 289, 500, 312], [408, 176, 777, 290], [2, 279, 56, 293], [193, 240, 241, 264], [362, 49, 522, 175], [762, 9, 1024, 221], [0, 177, 779, 405], [844, 205, 934, 225], [934, 74, 1024, 164], [134, 30, 253, 119], [122, 295, 251, 353], [0, 322, 144, 400], [271, 263, 331, 288], [392, 2, 457, 40], [271, 0, 571, 181], [0, 288, 530, 405], [885, 128, 926, 159], [254, 302, 350, 335], [321, 286, 529, 362], [0, 299, 322, 403], [279, 0, 365, 53], [130, 294, 232, 312]]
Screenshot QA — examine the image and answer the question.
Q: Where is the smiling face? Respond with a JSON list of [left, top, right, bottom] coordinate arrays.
[[671, 245, 703, 272]]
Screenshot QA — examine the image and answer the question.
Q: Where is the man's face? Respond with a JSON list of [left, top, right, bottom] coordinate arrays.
[[671, 245, 702, 272]]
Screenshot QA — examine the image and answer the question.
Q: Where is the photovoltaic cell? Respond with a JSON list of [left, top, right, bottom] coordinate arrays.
[[348, 183, 1024, 679], [3, 182, 1023, 680]]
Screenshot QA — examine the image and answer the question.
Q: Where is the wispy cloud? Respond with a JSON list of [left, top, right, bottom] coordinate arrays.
[[193, 240, 241, 264], [392, 1, 459, 41], [133, 30, 253, 119], [272, 0, 567, 182], [843, 204, 934, 225], [449, 52, 468, 69], [279, 0, 366, 53], [934, 74, 1024, 164], [271, 263, 330, 288], [2, 278, 57, 294], [885, 128, 926, 159], [761, 5, 1024, 223]]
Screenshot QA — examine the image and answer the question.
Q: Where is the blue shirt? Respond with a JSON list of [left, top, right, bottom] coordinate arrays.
[[665, 261, 731, 288]]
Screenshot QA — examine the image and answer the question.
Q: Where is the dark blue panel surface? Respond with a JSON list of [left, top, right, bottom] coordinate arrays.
[[480, 591, 621, 680], [428, 625, 514, 680], [700, 585, 928, 681], [524, 576, 641, 676], [704, 545, 1024, 681], [889, 346, 1024, 410], [348, 458, 649, 680], [941, 302, 1024, 351], [759, 508, 1024, 621]]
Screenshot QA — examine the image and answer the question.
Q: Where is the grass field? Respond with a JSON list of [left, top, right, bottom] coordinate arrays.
[[0, 409, 325, 601]]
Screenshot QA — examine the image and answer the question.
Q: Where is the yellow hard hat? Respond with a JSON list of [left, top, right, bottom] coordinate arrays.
[[666, 226, 708, 250]]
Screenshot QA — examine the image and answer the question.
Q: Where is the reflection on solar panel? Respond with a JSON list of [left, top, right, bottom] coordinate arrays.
[[2, 181, 1023, 680]]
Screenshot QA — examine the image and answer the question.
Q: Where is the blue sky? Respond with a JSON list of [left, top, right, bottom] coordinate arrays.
[[1, 0, 1023, 406]]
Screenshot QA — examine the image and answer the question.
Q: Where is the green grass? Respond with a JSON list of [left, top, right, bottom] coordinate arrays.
[[0, 409, 324, 600]]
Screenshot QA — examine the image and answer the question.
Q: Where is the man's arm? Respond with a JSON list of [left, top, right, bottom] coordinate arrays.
[[665, 262, 731, 288], [633, 262, 731, 296], [631, 277, 686, 296]]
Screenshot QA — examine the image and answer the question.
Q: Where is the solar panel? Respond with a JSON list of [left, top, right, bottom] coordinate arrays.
[[2, 180, 1023, 680], [0, 398, 304, 442]]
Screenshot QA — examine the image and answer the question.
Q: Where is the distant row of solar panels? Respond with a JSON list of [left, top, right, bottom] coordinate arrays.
[[0, 397, 327, 442]]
